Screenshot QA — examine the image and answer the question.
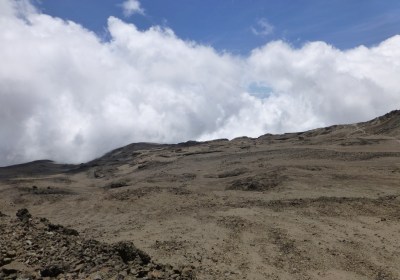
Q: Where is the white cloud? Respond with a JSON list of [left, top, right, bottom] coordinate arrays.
[[0, 0, 36, 17], [120, 0, 144, 17], [0, 0, 399, 166], [251, 18, 274, 36]]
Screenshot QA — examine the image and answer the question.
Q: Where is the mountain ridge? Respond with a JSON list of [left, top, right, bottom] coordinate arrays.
[[2, 109, 399, 174]]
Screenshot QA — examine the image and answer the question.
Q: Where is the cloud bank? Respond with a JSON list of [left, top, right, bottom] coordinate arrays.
[[0, 0, 399, 166]]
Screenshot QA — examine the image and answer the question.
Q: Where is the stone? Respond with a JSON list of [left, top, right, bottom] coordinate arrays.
[[6, 251, 16, 258], [40, 265, 64, 277], [16, 209, 31, 222], [0, 210, 187, 279]]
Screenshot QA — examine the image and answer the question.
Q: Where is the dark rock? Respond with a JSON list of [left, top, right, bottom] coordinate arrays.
[[176, 140, 200, 148], [40, 217, 49, 223], [114, 242, 151, 264], [105, 180, 129, 189], [6, 251, 16, 258], [16, 209, 31, 222], [0, 258, 13, 266], [40, 265, 63, 277], [2, 267, 18, 275], [115, 274, 125, 280], [137, 270, 148, 278], [94, 170, 105, 178], [47, 223, 79, 236]]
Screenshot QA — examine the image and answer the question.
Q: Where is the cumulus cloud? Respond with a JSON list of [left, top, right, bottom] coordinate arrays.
[[0, 0, 399, 166], [251, 18, 274, 36], [120, 0, 144, 17]]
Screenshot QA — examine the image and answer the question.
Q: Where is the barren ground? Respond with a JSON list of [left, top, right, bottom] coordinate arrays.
[[1, 111, 400, 279]]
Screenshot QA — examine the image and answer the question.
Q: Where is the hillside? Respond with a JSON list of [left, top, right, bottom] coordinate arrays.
[[1, 110, 400, 280]]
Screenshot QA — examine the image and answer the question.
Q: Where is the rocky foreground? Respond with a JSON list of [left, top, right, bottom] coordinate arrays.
[[0, 209, 195, 280]]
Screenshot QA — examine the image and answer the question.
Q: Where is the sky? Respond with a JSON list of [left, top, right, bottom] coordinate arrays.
[[0, 0, 400, 166], [36, 0, 400, 54]]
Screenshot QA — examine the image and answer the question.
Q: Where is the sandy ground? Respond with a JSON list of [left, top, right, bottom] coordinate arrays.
[[1, 111, 400, 279]]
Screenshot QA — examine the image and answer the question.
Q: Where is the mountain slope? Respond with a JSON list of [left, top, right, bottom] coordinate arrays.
[[0, 110, 399, 280]]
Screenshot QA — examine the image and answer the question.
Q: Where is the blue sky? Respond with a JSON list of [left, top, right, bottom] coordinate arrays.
[[36, 0, 400, 54]]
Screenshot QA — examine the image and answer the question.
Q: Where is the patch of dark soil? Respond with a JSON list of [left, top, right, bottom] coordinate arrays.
[[88, 167, 119, 179], [268, 228, 298, 256], [217, 168, 249, 178], [227, 170, 286, 191], [257, 195, 400, 218], [182, 150, 223, 156], [20, 186, 76, 195], [137, 161, 171, 170], [50, 176, 73, 184], [151, 240, 189, 255], [290, 165, 325, 172], [217, 216, 253, 232], [243, 148, 400, 162], [375, 270, 397, 280], [104, 179, 130, 189], [181, 173, 197, 181], [168, 187, 192, 195], [107, 186, 162, 201], [340, 138, 383, 146], [146, 172, 196, 183], [311, 150, 400, 161], [0, 209, 195, 280], [263, 227, 322, 274]]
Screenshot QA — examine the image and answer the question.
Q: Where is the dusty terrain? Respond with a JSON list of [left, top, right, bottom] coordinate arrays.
[[1, 110, 400, 280]]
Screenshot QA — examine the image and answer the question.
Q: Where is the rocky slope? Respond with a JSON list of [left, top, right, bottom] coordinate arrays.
[[0, 209, 194, 280], [0, 110, 400, 280]]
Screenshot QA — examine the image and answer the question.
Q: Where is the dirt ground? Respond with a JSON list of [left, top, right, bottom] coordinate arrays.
[[1, 110, 400, 279]]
